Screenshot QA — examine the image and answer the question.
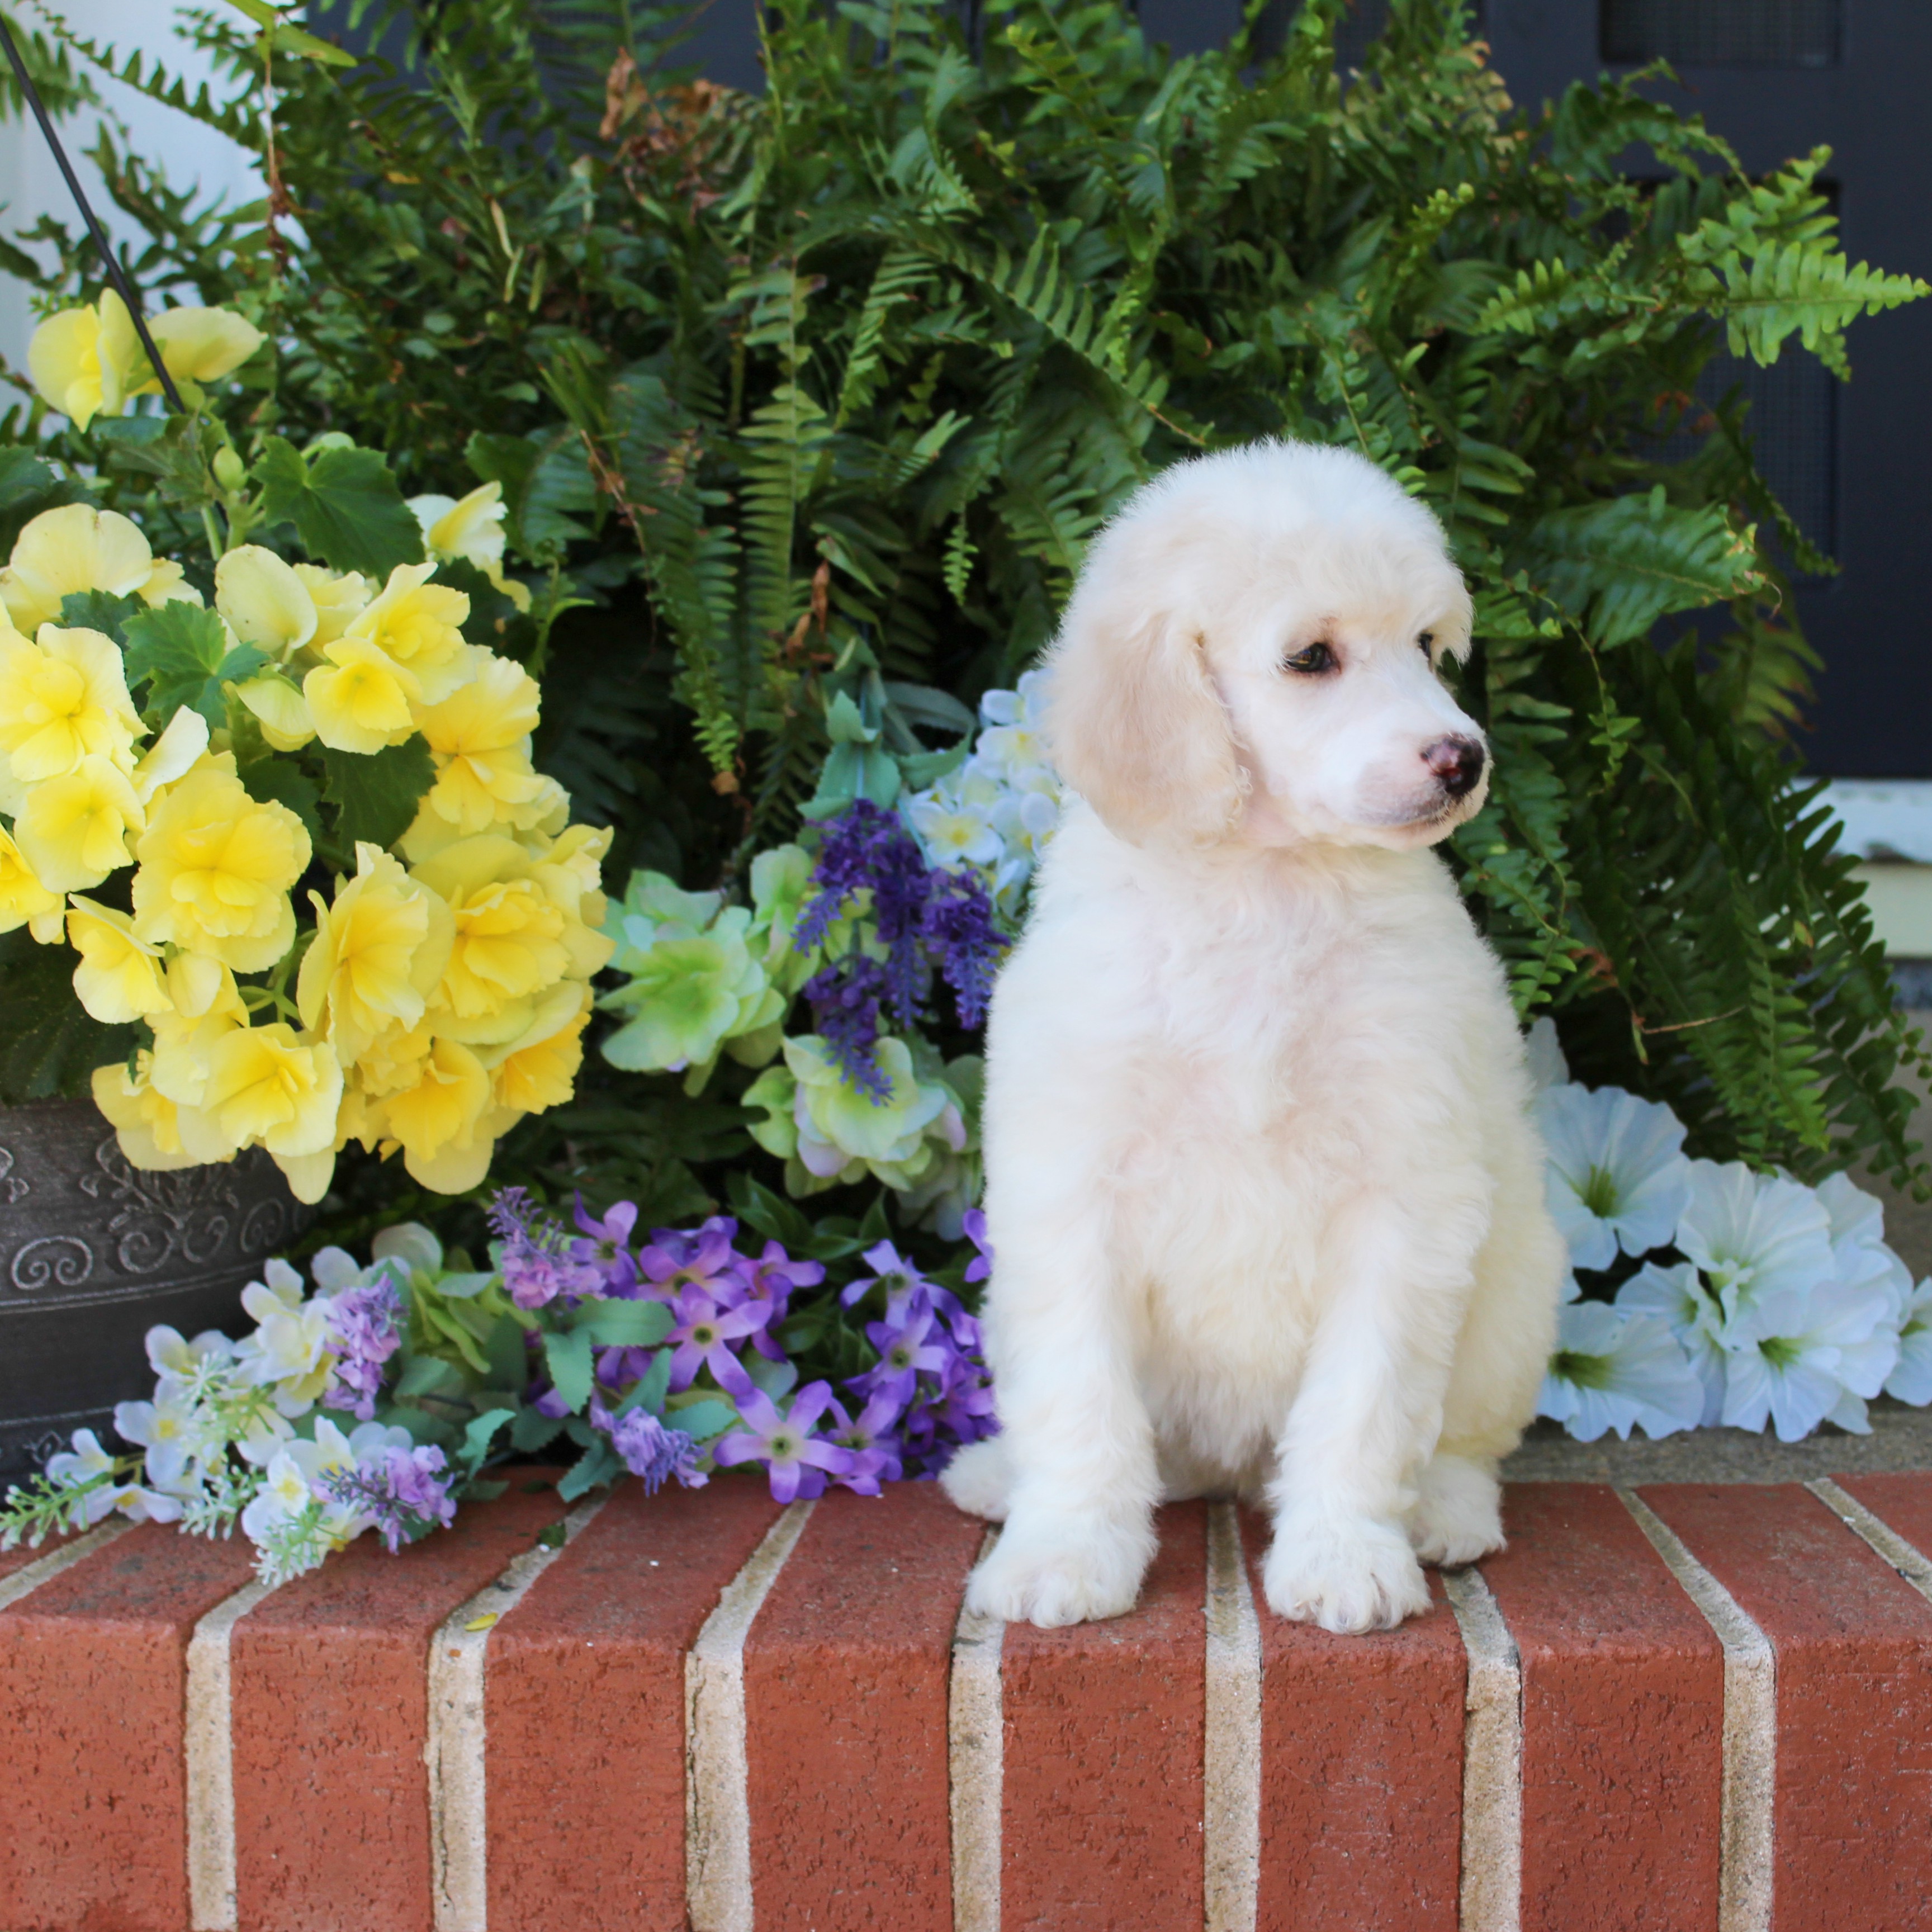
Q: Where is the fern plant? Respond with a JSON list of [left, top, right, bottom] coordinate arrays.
[[13, 0, 1930, 1208]]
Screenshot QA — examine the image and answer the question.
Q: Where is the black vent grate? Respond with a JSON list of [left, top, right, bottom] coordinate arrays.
[[1600, 0, 1840, 69]]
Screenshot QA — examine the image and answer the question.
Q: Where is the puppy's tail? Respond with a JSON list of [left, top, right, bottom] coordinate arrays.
[[939, 1436, 1012, 1522]]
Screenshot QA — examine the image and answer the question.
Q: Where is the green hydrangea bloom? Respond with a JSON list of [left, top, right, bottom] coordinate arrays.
[[746, 844, 818, 995], [599, 902, 783, 1085]]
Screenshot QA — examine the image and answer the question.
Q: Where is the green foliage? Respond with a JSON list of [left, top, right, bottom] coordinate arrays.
[[121, 601, 268, 726], [254, 438, 424, 577], [20, 0, 1932, 1199], [319, 737, 435, 851]]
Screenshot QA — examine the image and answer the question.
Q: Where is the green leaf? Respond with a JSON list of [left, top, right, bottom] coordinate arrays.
[[0, 926, 130, 1104], [557, 1439, 623, 1501], [614, 1349, 672, 1418], [392, 1353, 469, 1400], [121, 602, 267, 726], [511, 1407, 566, 1452], [665, 1398, 736, 1443], [466, 431, 541, 555], [543, 1327, 595, 1413], [256, 436, 425, 577], [574, 1299, 674, 1347], [458, 1407, 516, 1475], [320, 737, 434, 850], [56, 589, 143, 642], [484, 1314, 528, 1392], [238, 757, 323, 846]]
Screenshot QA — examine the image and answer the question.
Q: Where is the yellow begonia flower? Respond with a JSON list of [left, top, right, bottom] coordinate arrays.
[[297, 843, 455, 1060], [354, 1017, 433, 1100], [408, 481, 532, 615], [15, 753, 143, 892], [216, 546, 317, 657], [131, 706, 211, 804], [0, 504, 155, 634], [0, 825, 66, 941], [0, 624, 141, 787], [343, 562, 473, 704], [302, 637, 422, 754], [411, 832, 571, 1028], [150, 989, 249, 1111], [142, 306, 265, 390], [131, 752, 309, 972], [65, 897, 171, 1024], [415, 651, 546, 834], [292, 565, 371, 648], [92, 1052, 197, 1173], [167, 947, 244, 1021], [29, 305, 115, 428], [375, 1035, 507, 1193], [139, 558, 205, 612], [197, 1022, 343, 1159], [233, 672, 316, 751], [486, 982, 591, 1115]]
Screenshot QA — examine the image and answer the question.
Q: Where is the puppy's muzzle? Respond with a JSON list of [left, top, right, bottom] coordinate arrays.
[[1423, 735, 1486, 800]]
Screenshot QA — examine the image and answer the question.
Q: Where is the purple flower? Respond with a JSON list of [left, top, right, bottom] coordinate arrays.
[[712, 1380, 857, 1503], [921, 868, 1006, 1028], [320, 1270, 404, 1420], [589, 1399, 706, 1494], [823, 1390, 906, 1493], [962, 1209, 994, 1286], [802, 954, 894, 1102], [639, 1216, 751, 1306], [739, 1241, 823, 1362], [842, 1240, 977, 1346], [489, 1188, 603, 1310], [860, 1291, 953, 1405], [572, 1196, 641, 1295], [319, 1445, 457, 1552], [664, 1284, 774, 1391], [794, 800, 930, 965]]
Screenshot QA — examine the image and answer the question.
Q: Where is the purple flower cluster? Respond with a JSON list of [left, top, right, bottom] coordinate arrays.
[[320, 1444, 458, 1552], [489, 1187, 604, 1310], [321, 1270, 405, 1421], [795, 799, 1008, 1093], [484, 1190, 1000, 1506]]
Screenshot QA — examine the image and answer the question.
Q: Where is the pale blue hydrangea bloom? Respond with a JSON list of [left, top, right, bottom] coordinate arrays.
[[1886, 1277, 1932, 1404], [1537, 1082, 1692, 1271], [1616, 1259, 1729, 1426], [1674, 1159, 1836, 1330], [1536, 1300, 1707, 1441]]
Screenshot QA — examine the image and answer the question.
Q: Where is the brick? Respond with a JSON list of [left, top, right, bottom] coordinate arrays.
[[0, 1521, 258, 1932], [1641, 1481, 1932, 1932], [484, 1474, 782, 1932], [1238, 1505, 1464, 1932], [744, 1483, 986, 1931], [1001, 1502, 1207, 1932], [1483, 1484, 1724, 1932], [1835, 1470, 1932, 1562], [0, 1524, 75, 1589], [231, 1477, 569, 1932]]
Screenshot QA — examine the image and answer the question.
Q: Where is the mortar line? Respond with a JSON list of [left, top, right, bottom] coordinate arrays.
[[685, 1499, 815, 1932], [1618, 1486, 1774, 1932], [1444, 1565, 1521, 1932], [1805, 1476, 1932, 1606], [428, 1494, 609, 1932], [0, 1517, 132, 1612], [949, 1525, 1005, 1932], [1203, 1502, 1261, 1932], [186, 1573, 278, 1932]]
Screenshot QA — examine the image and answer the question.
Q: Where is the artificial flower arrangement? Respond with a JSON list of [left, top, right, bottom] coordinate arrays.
[[0, 289, 612, 1200], [0, 1187, 995, 1586], [596, 671, 1061, 1235], [1530, 1022, 1931, 1443]]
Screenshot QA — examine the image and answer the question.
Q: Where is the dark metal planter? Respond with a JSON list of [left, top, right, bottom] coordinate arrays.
[[0, 1100, 313, 1479]]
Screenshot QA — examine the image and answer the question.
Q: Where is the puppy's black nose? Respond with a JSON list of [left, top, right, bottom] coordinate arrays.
[[1423, 735, 1487, 799]]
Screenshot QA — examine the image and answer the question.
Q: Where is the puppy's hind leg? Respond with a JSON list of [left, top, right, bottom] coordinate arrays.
[[941, 1436, 1013, 1522], [1407, 1452, 1503, 1567]]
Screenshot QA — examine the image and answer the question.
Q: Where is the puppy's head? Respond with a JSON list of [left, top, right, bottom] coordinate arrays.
[[1045, 439, 1484, 853]]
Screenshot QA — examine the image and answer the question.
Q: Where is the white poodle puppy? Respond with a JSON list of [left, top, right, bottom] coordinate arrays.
[[941, 439, 1564, 1635]]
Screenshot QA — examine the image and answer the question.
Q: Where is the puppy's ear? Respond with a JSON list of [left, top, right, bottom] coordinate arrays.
[[1045, 594, 1245, 847]]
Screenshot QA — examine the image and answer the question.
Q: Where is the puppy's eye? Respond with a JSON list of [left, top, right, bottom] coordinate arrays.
[[1284, 641, 1336, 675], [1418, 631, 1436, 657]]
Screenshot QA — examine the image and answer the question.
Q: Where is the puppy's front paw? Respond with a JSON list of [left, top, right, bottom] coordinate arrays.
[[1408, 1455, 1504, 1568], [965, 1516, 1149, 1627], [1264, 1517, 1430, 1633]]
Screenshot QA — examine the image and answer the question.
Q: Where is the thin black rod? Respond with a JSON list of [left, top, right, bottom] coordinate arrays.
[[0, 14, 187, 414]]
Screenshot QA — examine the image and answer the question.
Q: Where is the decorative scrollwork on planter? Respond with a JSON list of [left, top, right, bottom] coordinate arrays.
[[88, 1135, 244, 1278], [239, 1197, 289, 1257], [0, 1146, 26, 1206], [10, 1235, 94, 1292]]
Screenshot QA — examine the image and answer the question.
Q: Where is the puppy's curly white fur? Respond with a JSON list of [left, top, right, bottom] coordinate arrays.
[[941, 440, 1564, 1635]]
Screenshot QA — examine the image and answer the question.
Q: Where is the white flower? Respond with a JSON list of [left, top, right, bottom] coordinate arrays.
[[1616, 1260, 1726, 1424], [239, 1445, 317, 1542], [44, 1427, 116, 1489], [906, 786, 1005, 869], [45, 1429, 185, 1526], [113, 1394, 215, 1494], [1721, 1277, 1900, 1441], [235, 1268, 333, 1413], [1537, 1082, 1692, 1270], [1675, 1159, 1835, 1329], [1814, 1170, 1914, 1319], [1524, 1015, 1569, 1092], [144, 1324, 237, 1400], [1886, 1277, 1932, 1404], [1536, 1300, 1707, 1441]]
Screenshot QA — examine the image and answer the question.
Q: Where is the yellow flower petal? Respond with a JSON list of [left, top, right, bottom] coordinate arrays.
[[27, 306, 105, 428], [410, 482, 506, 573], [144, 305, 266, 387], [0, 825, 64, 939], [0, 624, 142, 784], [344, 562, 472, 703], [233, 671, 316, 751], [201, 1022, 343, 1157], [410, 832, 570, 1022], [485, 981, 590, 1115], [216, 546, 318, 656], [1, 504, 155, 633], [66, 895, 171, 1024], [292, 565, 371, 647], [92, 1053, 198, 1172], [303, 637, 422, 754], [131, 705, 210, 803], [15, 753, 143, 892], [377, 1034, 491, 1164]]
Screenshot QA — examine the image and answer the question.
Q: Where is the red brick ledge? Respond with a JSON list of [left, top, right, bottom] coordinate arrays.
[[4, 1473, 1932, 1931]]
